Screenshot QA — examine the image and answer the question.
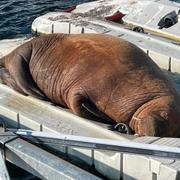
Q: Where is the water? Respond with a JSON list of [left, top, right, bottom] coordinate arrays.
[[0, 0, 92, 40]]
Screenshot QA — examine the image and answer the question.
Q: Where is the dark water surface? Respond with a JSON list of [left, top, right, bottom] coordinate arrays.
[[0, 0, 92, 39]]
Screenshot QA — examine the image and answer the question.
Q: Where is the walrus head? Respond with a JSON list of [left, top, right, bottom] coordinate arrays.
[[129, 96, 180, 137]]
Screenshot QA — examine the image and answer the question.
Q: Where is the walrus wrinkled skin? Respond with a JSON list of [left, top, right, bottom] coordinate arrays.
[[0, 33, 180, 137]]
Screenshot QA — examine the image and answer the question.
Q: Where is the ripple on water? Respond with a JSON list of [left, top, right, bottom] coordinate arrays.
[[0, 0, 92, 39]]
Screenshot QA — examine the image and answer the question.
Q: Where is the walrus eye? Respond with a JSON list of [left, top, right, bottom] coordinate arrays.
[[114, 123, 132, 134]]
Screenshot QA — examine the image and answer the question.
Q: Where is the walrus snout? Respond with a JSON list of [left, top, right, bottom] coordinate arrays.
[[133, 115, 169, 137], [131, 111, 180, 137], [129, 95, 180, 137]]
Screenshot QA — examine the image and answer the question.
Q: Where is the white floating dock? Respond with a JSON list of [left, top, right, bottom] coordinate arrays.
[[0, 37, 31, 58], [31, 12, 180, 73], [122, 1, 180, 41], [41, 0, 180, 41], [0, 36, 180, 179], [124, 137, 180, 180]]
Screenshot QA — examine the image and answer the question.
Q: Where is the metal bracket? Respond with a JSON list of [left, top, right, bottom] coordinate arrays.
[[0, 131, 18, 149]]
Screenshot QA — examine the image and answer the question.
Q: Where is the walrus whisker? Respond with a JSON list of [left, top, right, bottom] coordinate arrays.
[[132, 116, 142, 121]]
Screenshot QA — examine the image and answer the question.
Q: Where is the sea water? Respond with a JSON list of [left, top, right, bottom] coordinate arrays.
[[0, 0, 92, 39]]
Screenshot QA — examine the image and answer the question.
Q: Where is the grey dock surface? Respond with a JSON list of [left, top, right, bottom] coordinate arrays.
[[0, 131, 101, 180]]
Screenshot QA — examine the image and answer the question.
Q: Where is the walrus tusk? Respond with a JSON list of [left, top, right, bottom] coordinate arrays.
[[82, 102, 115, 124], [132, 116, 142, 121], [82, 102, 101, 117]]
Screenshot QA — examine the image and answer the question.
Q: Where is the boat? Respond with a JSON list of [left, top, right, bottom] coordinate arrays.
[[1, 0, 180, 179]]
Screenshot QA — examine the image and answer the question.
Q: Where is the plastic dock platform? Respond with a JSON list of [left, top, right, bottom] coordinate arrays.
[[0, 29, 180, 179]]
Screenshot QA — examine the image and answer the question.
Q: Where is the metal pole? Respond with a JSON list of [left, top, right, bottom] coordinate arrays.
[[16, 129, 180, 159]]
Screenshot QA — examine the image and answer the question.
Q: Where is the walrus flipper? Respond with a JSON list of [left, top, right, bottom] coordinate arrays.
[[0, 57, 24, 94], [0, 68, 27, 95], [8, 54, 46, 100]]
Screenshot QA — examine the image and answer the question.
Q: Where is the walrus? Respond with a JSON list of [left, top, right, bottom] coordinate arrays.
[[0, 33, 180, 137]]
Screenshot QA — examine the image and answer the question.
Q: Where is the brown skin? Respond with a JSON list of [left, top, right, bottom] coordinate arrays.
[[0, 33, 180, 137]]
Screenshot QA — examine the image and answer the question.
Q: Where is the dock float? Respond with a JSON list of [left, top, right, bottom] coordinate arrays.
[[1, 38, 180, 179], [31, 11, 180, 74], [1, 84, 180, 179], [31, 0, 180, 41]]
